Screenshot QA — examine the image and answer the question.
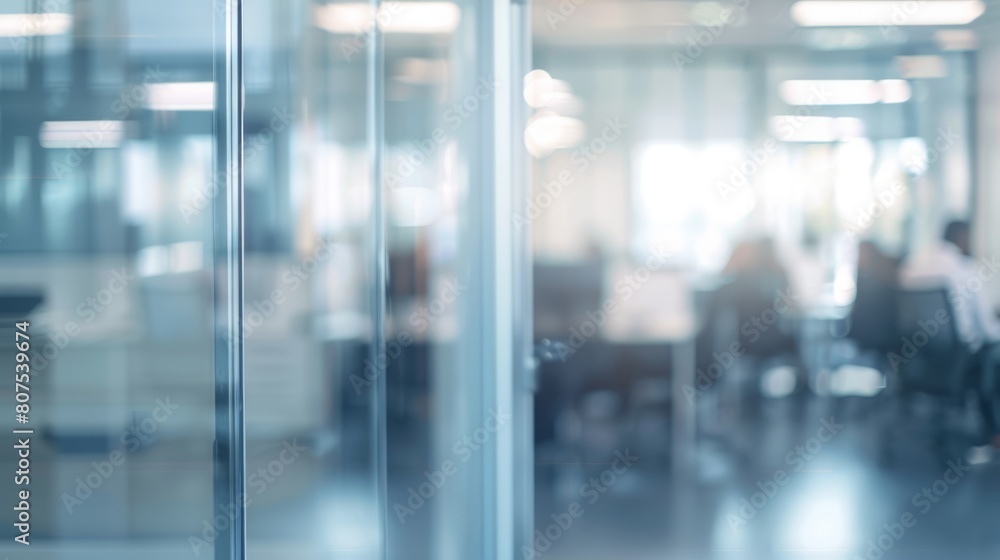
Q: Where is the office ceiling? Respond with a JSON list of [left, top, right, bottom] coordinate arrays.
[[532, 0, 1000, 50]]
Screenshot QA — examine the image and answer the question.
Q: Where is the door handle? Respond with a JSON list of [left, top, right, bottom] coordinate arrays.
[[534, 339, 571, 363], [524, 339, 571, 393]]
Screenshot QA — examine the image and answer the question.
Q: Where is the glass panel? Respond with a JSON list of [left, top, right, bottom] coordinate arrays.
[[0, 0, 229, 558], [529, 4, 995, 560], [242, 1, 525, 559], [241, 1, 379, 559]]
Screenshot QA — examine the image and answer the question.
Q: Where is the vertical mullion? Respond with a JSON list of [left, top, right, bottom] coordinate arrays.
[[213, 0, 245, 559], [491, 1, 515, 559], [476, 1, 515, 558], [367, 0, 389, 558], [510, 1, 534, 556]]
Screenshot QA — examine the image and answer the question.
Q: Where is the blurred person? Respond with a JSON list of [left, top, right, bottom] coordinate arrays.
[[698, 238, 800, 405], [721, 240, 758, 275], [900, 220, 1000, 448], [900, 221, 1000, 349], [737, 239, 798, 363]]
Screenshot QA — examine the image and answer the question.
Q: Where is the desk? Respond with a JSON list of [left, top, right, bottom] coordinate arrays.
[[601, 267, 698, 474]]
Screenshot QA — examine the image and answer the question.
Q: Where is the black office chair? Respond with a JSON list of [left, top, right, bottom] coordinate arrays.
[[849, 243, 900, 355], [880, 287, 976, 461], [848, 284, 898, 356], [894, 288, 973, 396]]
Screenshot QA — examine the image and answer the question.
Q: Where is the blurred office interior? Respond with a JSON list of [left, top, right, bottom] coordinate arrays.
[[2, 0, 1000, 559]]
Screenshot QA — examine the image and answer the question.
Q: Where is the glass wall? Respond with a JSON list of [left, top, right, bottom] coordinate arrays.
[[0, 1, 525, 558], [240, 1, 525, 560], [527, 2, 999, 560], [2, 1, 527, 559], [0, 0, 228, 557]]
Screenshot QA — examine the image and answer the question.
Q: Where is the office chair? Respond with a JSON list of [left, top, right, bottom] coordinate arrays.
[[880, 287, 976, 462]]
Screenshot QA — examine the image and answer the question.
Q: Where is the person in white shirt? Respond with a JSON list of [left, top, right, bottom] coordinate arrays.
[[899, 221, 1000, 447]]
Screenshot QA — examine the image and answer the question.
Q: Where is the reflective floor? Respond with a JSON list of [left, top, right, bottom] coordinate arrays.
[[533, 396, 1000, 560], [4, 381, 1000, 559]]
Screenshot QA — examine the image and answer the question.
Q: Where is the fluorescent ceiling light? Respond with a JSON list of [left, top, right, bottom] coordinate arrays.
[[791, 1, 985, 26], [880, 79, 911, 103], [896, 55, 948, 78], [934, 29, 977, 50], [541, 1, 709, 29], [40, 121, 125, 149], [314, 2, 460, 34], [780, 79, 911, 105], [394, 58, 449, 84], [146, 82, 215, 111], [0, 13, 72, 37], [770, 116, 865, 142]]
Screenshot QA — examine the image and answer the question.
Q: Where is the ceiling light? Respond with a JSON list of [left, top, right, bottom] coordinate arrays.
[[314, 2, 460, 34], [146, 82, 215, 111], [879, 79, 911, 103], [394, 58, 449, 84], [0, 13, 72, 37], [934, 29, 978, 50], [780, 79, 911, 105], [896, 55, 948, 78], [791, 1, 985, 26], [40, 121, 125, 149], [770, 116, 865, 142]]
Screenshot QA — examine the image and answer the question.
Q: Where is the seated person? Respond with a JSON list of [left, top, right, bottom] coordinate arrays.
[[899, 220, 1000, 447], [698, 238, 798, 369]]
